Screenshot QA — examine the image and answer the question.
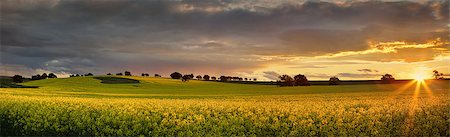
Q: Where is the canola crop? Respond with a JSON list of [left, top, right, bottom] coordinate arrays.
[[1, 91, 449, 136]]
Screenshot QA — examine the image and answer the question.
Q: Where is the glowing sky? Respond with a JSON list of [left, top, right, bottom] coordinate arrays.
[[1, 0, 449, 80]]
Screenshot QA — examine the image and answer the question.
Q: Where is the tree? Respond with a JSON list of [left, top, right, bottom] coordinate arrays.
[[294, 74, 310, 86], [48, 73, 57, 78], [107, 73, 112, 75], [279, 75, 294, 86], [75, 74, 80, 77], [141, 73, 147, 77], [253, 78, 257, 81], [433, 70, 444, 80], [40, 73, 48, 79], [124, 71, 132, 76], [211, 77, 216, 81], [244, 78, 248, 81], [32, 75, 40, 80], [203, 75, 210, 80], [154, 74, 161, 77], [170, 72, 183, 79], [116, 73, 123, 76], [196, 75, 202, 80], [329, 76, 340, 85], [381, 74, 395, 83], [187, 74, 194, 79], [219, 76, 229, 82], [85, 73, 93, 76], [12, 75, 23, 83], [182, 74, 193, 82]]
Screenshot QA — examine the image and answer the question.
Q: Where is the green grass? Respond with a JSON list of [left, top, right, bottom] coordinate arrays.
[[1, 76, 449, 136], [16, 76, 449, 97]]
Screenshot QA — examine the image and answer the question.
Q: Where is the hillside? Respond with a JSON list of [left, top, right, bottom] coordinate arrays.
[[11, 76, 449, 98]]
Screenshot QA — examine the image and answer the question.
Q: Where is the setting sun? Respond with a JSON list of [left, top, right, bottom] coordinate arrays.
[[414, 75, 425, 81]]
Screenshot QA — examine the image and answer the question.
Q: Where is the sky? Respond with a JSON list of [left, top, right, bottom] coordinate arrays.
[[1, 0, 449, 80]]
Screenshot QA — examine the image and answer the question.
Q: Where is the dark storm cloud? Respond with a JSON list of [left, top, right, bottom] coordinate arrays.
[[1, 0, 448, 75]]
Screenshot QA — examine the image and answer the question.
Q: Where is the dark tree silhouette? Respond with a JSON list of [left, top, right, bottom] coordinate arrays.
[[69, 74, 75, 77], [187, 74, 194, 79], [253, 78, 257, 81], [219, 76, 230, 82], [124, 71, 132, 76], [182, 74, 193, 82], [48, 73, 58, 78], [85, 73, 94, 76], [170, 72, 183, 79], [203, 75, 210, 80], [196, 75, 202, 80], [142, 73, 150, 77], [154, 74, 161, 77], [12, 75, 23, 83], [32, 75, 40, 80], [211, 77, 217, 81], [279, 75, 294, 86], [244, 78, 248, 81], [294, 74, 310, 86], [116, 73, 123, 76], [40, 73, 48, 79], [107, 73, 112, 75], [76, 74, 80, 76], [329, 76, 340, 85], [433, 70, 444, 80], [381, 74, 395, 83]]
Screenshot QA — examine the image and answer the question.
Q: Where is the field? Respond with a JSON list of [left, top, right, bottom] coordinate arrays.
[[1, 76, 449, 136]]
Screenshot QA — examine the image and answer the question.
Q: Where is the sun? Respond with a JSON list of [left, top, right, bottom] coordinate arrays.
[[413, 72, 426, 82]]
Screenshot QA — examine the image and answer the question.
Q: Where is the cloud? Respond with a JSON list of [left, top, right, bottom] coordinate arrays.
[[318, 39, 450, 62], [0, 64, 71, 78], [1, 0, 448, 77], [358, 69, 379, 73], [337, 73, 382, 78], [262, 71, 281, 80]]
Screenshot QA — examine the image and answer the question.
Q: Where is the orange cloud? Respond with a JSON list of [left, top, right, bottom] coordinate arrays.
[[317, 38, 449, 62]]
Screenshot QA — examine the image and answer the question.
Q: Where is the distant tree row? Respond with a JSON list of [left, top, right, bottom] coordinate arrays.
[[70, 73, 93, 77], [105, 71, 133, 76], [276, 73, 397, 86], [169, 72, 257, 82], [276, 70, 446, 86], [218, 76, 257, 82], [31, 73, 57, 80], [140, 73, 162, 77], [278, 74, 310, 86]]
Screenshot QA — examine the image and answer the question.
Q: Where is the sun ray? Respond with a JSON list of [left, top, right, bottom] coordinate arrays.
[[403, 81, 421, 135], [389, 80, 417, 98], [420, 80, 433, 97]]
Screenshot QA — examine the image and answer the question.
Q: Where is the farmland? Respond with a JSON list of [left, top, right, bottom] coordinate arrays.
[[1, 76, 449, 136]]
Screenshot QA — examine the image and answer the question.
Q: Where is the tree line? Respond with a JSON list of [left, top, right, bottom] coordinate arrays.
[[9, 70, 447, 86], [168, 72, 257, 82]]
